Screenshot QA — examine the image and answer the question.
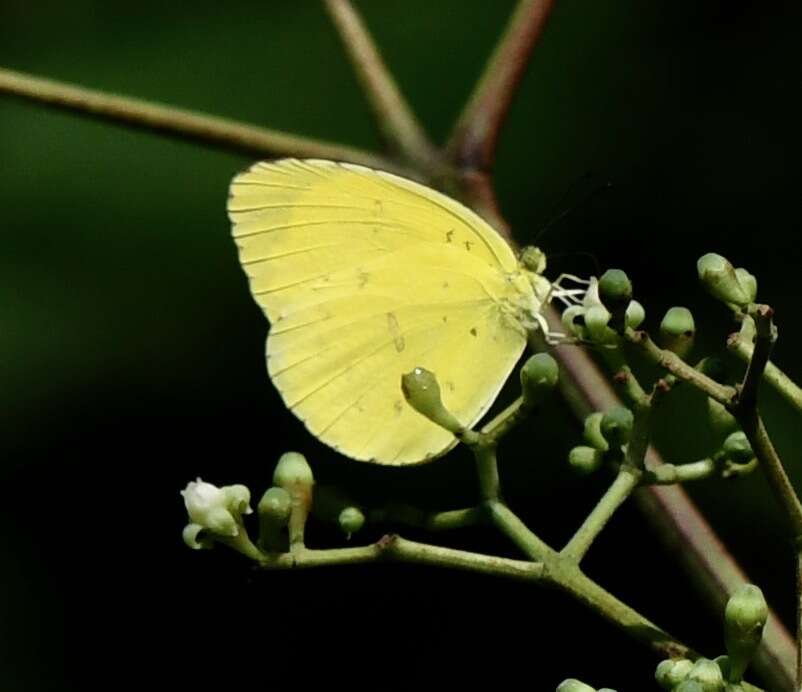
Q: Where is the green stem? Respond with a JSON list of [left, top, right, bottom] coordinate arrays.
[[475, 443, 502, 502], [737, 411, 802, 538], [561, 468, 641, 562], [322, 0, 438, 169], [486, 500, 552, 560], [0, 66, 401, 171], [729, 336, 802, 414], [481, 395, 532, 441], [624, 328, 736, 405], [259, 534, 544, 581], [739, 305, 777, 409], [797, 549, 802, 692]]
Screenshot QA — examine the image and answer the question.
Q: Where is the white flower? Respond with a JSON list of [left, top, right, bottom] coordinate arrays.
[[180, 478, 252, 539]]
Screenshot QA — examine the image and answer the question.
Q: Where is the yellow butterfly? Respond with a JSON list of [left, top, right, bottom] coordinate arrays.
[[228, 158, 555, 465]]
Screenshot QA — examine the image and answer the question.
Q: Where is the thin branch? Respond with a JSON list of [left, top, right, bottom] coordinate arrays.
[[257, 534, 544, 582], [323, 0, 438, 169], [729, 334, 802, 414], [0, 66, 401, 171], [546, 311, 796, 691], [446, 0, 556, 170], [738, 305, 777, 410]]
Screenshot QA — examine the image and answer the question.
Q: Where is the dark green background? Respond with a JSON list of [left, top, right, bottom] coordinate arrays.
[[1, 1, 801, 689]]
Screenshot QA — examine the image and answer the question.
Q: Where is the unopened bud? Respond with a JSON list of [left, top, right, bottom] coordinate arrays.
[[655, 658, 694, 689], [401, 367, 462, 433], [697, 254, 751, 307], [601, 406, 634, 447], [734, 268, 757, 303], [724, 584, 768, 682], [520, 353, 559, 407], [660, 307, 695, 358], [722, 432, 753, 465], [257, 486, 291, 552], [568, 445, 604, 475], [273, 452, 315, 549], [338, 507, 365, 539], [684, 658, 724, 691], [556, 680, 596, 692], [598, 269, 633, 313], [625, 300, 645, 329]]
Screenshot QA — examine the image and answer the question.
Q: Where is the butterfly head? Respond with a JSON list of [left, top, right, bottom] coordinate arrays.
[[519, 245, 547, 275]]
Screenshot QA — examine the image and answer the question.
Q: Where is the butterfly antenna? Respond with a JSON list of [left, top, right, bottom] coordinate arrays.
[[534, 177, 614, 246]]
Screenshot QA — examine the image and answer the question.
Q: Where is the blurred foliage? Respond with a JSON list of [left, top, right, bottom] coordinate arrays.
[[1, 1, 801, 690]]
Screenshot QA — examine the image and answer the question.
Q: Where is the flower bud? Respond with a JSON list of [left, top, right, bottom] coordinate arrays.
[[706, 398, 739, 442], [684, 658, 724, 691], [697, 254, 751, 307], [583, 412, 610, 452], [273, 452, 315, 549], [659, 307, 695, 358], [722, 432, 753, 465], [257, 486, 291, 552], [182, 523, 214, 551], [598, 269, 633, 312], [724, 584, 768, 682], [674, 681, 706, 692], [625, 300, 645, 329], [584, 305, 617, 343], [520, 353, 559, 407], [401, 367, 462, 433], [338, 507, 365, 539], [734, 268, 757, 303], [556, 680, 596, 692], [601, 406, 634, 447], [568, 445, 604, 475], [655, 658, 694, 689]]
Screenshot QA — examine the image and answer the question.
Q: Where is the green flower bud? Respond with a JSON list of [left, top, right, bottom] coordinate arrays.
[[583, 412, 610, 451], [273, 451, 314, 489], [675, 681, 706, 692], [556, 680, 596, 692], [257, 486, 291, 552], [655, 658, 694, 689], [568, 445, 604, 475], [724, 584, 768, 682], [273, 452, 315, 550], [338, 506, 365, 539], [401, 367, 462, 433], [659, 307, 696, 358], [584, 305, 618, 344], [598, 269, 633, 311], [520, 353, 559, 407], [625, 300, 645, 329], [597, 689, 617, 692], [601, 406, 634, 447], [734, 268, 757, 304], [697, 253, 751, 307], [562, 305, 586, 339], [722, 432, 753, 465], [706, 398, 739, 442], [684, 658, 724, 691]]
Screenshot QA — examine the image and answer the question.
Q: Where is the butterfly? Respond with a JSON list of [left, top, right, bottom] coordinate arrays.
[[227, 158, 558, 465]]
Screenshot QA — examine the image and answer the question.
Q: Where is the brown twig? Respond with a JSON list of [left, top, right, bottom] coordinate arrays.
[[446, 0, 556, 171], [0, 66, 401, 172], [323, 0, 439, 169]]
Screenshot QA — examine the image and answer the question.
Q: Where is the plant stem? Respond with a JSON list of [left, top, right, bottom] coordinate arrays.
[[323, 0, 438, 169], [729, 336, 802, 414], [624, 328, 736, 405], [0, 66, 400, 171], [446, 0, 556, 171], [561, 468, 641, 562], [258, 534, 544, 582], [486, 499, 552, 560]]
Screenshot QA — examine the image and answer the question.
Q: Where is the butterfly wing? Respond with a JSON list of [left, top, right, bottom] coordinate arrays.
[[228, 158, 534, 465]]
